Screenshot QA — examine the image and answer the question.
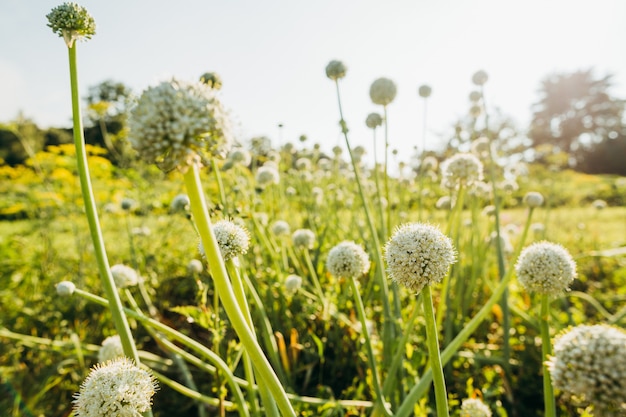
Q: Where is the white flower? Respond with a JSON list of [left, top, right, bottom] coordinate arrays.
[[515, 241, 577, 295], [56, 281, 76, 296], [523, 191, 544, 208], [129, 78, 232, 172], [170, 194, 190, 213], [200, 220, 250, 261], [325, 60, 347, 81], [187, 259, 203, 274], [365, 113, 383, 129], [370, 77, 397, 106], [460, 398, 492, 417], [418, 84, 432, 98], [385, 223, 456, 293], [228, 148, 251, 166], [440, 153, 483, 186], [110, 264, 139, 288], [46, 2, 96, 47], [292, 229, 316, 250], [271, 220, 290, 237], [326, 241, 371, 279], [592, 199, 607, 210], [472, 70, 489, 86], [256, 165, 280, 188], [547, 324, 626, 411], [284, 274, 303, 293], [98, 335, 124, 363], [73, 357, 157, 417]]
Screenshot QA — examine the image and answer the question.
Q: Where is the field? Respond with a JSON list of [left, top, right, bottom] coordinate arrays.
[[1, 141, 625, 417]]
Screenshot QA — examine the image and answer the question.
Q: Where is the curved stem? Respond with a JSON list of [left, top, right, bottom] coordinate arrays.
[[348, 276, 391, 417], [540, 295, 556, 417], [67, 44, 141, 366], [183, 165, 295, 417], [422, 286, 449, 417]]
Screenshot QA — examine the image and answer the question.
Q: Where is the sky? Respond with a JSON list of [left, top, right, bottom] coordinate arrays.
[[1, 0, 626, 165]]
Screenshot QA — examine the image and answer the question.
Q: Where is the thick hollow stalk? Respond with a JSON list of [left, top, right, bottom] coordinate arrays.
[[67, 44, 140, 364], [422, 286, 450, 417], [183, 164, 295, 417], [540, 295, 556, 417]]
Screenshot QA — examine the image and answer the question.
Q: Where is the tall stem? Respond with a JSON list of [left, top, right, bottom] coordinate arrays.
[[67, 44, 140, 364], [540, 295, 556, 417], [422, 286, 450, 417], [183, 164, 295, 417]]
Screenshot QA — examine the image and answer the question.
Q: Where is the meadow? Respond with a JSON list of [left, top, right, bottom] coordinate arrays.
[[1, 139, 625, 417]]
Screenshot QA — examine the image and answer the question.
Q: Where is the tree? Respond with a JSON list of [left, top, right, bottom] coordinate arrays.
[[528, 70, 625, 170]]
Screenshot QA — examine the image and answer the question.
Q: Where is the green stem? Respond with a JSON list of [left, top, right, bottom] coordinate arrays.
[[183, 165, 295, 417], [348, 276, 391, 417], [382, 105, 391, 240], [371, 128, 386, 239], [540, 295, 556, 417], [67, 44, 141, 364], [422, 286, 449, 417]]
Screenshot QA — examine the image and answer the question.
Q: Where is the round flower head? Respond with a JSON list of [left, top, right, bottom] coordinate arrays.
[[284, 274, 303, 294], [200, 220, 250, 261], [98, 335, 124, 363], [120, 197, 136, 211], [292, 229, 316, 250], [187, 259, 203, 274], [271, 220, 290, 237], [547, 324, 626, 410], [129, 78, 232, 172], [56, 281, 76, 296], [326, 241, 371, 279], [435, 196, 451, 210], [470, 137, 490, 157], [365, 113, 383, 129], [515, 241, 577, 295], [460, 398, 492, 417], [295, 157, 312, 171], [469, 90, 482, 102], [421, 156, 439, 172], [73, 357, 157, 417], [170, 193, 190, 213], [228, 148, 251, 166], [255, 165, 280, 188], [418, 84, 432, 98], [592, 199, 607, 210], [325, 60, 347, 81], [523, 191, 544, 208], [370, 77, 397, 106], [472, 70, 489, 86], [110, 264, 139, 288], [46, 2, 96, 47], [199, 71, 222, 90], [385, 223, 456, 293], [440, 153, 483, 186]]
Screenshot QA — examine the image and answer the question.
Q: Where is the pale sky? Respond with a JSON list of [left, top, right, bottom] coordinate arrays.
[[1, 0, 625, 164]]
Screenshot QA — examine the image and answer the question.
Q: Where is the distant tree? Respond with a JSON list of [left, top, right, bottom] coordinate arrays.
[[0, 115, 46, 165], [528, 70, 625, 170]]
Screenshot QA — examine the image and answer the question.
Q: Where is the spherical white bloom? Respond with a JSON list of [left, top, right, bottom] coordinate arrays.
[[592, 199, 607, 210], [421, 156, 439, 172], [498, 179, 519, 193], [46, 2, 96, 47], [332, 146, 343, 156], [170, 194, 190, 213], [370, 77, 397, 106], [471, 137, 491, 157], [187, 259, 203, 274], [515, 241, 577, 295], [488, 231, 513, 255], [129, 78, 233, 172], [98, 335, 124, 363], [441, 153, 483, 186], [284, 274, 303, 293], [326, 241, 371, 279], [200, 220, 250, 261], [73, 357, 157, 417], [469, 90, 482, 102], [523, 191, 544, 208], [482, 205, 496, 217], [285, 186, 297, 197], [547, 324, 626, 411], [228, 148, 251, 166], [255, 165, 280, 188], [460, 398, 492, 417], [325, 60, 347, 81], [531, 222, 545, 237], [418, 84, 432, 98], [56, 281, 76, 296], [365, 113, 383, 129], [295, 157, 312, 171], [352, 145, 366, 158], [472, 70, 489, 86], [385, 223, 456, 293], [292, 229, 316, 250], [470, 181, 492, 200], [271, 220, 291, 237], [110, 264, 139, 288]]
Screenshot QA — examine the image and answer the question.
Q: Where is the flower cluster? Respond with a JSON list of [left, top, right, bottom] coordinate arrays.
[[46, 2, 96, 47], [110, 264, 139, 288], [129, 79, 232, 172], [523, 191, 544, 208], [325, 60, 347, 81], [256, 164, 280, 188], [199, 220, 250, 261], [292, 229, 316, 250], [98, 335, 124, 363], [460, 398, 492, 417], [365, 112, 383, 129], [547, 324, 626, 410], [370, 77, 397, 106], [514, 241, 576, 295], [73, 357, 157, 417], [440, 153, 483, 186], [326, 241, 371, 279], [385, 223, 456, 293]]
